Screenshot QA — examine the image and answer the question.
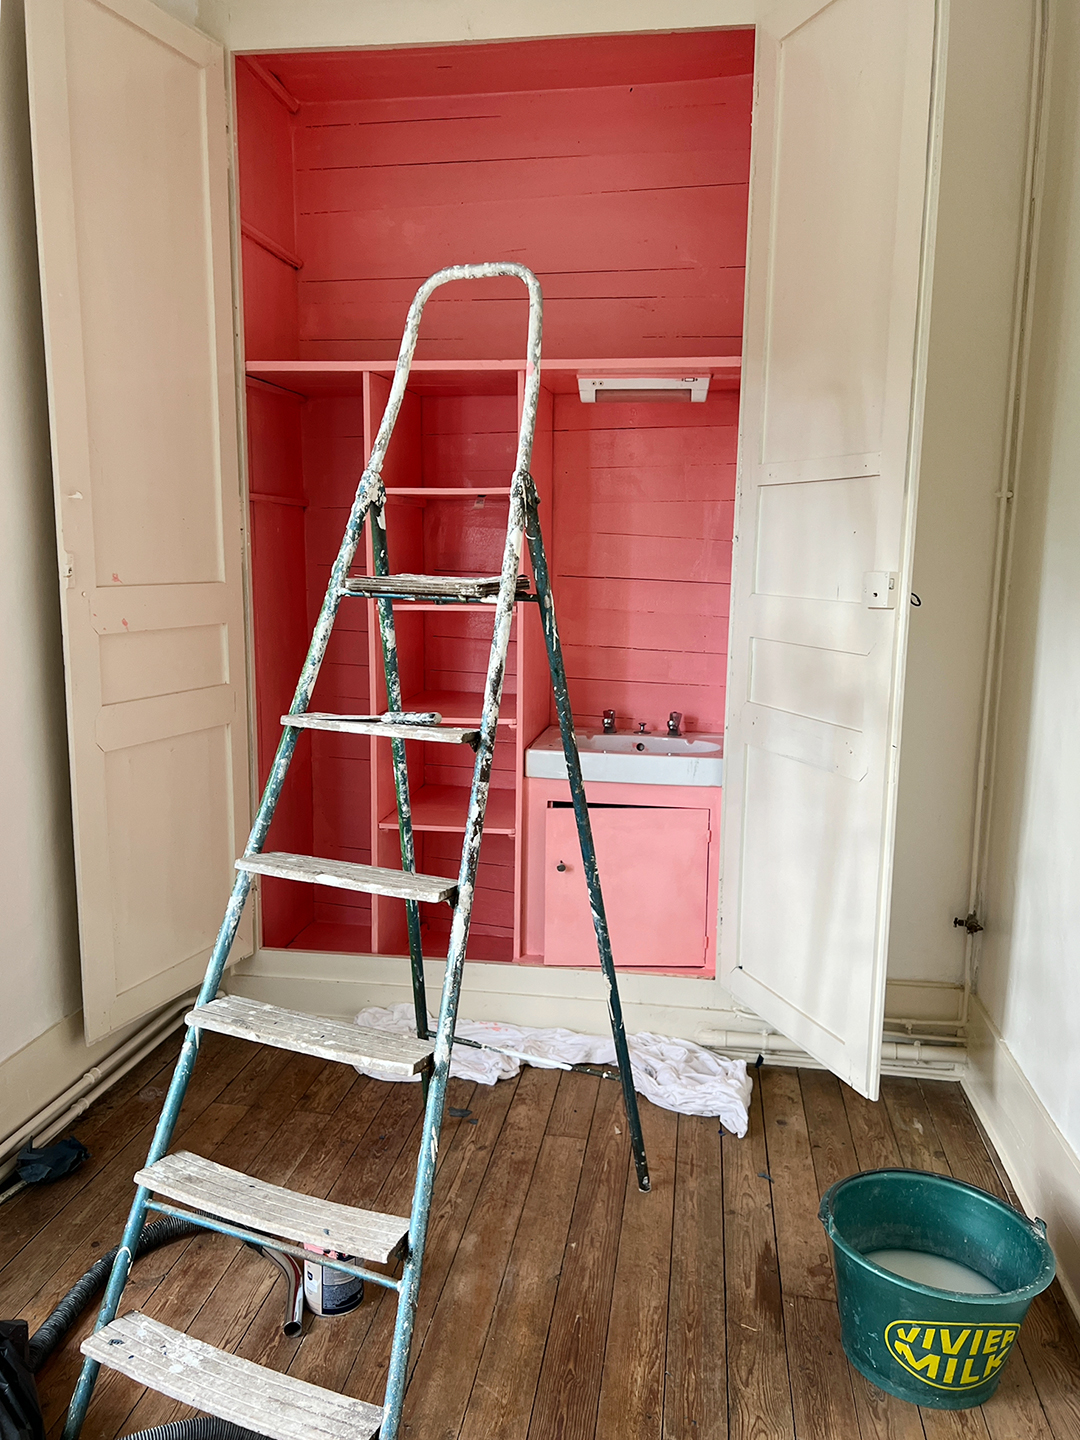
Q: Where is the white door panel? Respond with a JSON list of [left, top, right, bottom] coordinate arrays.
[[722, 0, 939, 1096], [26, 0, 251, 1041]]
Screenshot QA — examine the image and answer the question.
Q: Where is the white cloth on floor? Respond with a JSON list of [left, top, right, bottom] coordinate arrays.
[[353, 1002, 752, 1136]]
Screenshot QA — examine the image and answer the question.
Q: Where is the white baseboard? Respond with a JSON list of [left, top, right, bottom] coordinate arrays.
[[231, 949, 754, 1043], [963, 997, 1080, 1323], [231, 950, 967, 1081], [0, 1007, 149, 1140], [236, 949, 966, 1031]]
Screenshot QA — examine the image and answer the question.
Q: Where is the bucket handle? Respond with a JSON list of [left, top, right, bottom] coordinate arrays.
[[818, 1193, 836, 1238]]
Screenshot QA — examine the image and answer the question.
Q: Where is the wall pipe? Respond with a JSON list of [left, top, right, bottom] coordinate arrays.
[[958, 1, 1050, 1026], [0, 994, 194, 1182], [698, 1029, 966, 1071]]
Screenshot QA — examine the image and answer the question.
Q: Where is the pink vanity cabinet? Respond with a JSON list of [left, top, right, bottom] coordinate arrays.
[[523, 779, 722, 973]]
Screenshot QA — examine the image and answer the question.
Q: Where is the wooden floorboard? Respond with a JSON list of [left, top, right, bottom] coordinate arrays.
[[662, 1113, 727, 1440], [594, 1102, 678, 1440], [11, 1048, 1078, 1440], [526, 1077, 628, 1440], [402, 1067, 560, 1440], [723, 1078, 796, 1440], [457, 1089, 591, 1439]]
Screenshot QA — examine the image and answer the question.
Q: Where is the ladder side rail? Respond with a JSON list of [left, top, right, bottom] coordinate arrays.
[[523, 477, 651, 1194], [367, 263, 544, 484], [380, 268, 542, 1440], [63, 470, 386, 1440], [369, 505, 428, 1057]]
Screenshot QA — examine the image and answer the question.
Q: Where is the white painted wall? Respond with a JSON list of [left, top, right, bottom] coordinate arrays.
[[975, 0, 1080, 1180], [0, 0, 82, 1068], [148, 0, 197, 23], [887, 0, 1037, 1002]]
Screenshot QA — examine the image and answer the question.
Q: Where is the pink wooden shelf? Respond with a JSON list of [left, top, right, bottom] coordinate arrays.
[[246, 356, 741, 399], [378, 784, 517, 836], [401, 689, 516, 727]]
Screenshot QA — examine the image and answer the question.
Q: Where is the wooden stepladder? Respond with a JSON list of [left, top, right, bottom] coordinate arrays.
[[64, 265, 649, 1440]]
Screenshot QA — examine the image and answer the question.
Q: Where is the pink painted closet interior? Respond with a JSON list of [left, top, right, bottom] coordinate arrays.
[[237, 29, 752, 969]]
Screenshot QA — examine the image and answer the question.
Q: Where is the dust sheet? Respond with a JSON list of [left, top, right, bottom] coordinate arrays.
[[353, 1002, 752, 1136]]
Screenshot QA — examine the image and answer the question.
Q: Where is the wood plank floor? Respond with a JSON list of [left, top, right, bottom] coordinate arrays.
[[5, 1031, 1080, 1439]]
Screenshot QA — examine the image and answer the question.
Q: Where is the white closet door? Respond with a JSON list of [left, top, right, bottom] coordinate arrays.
[[721, 0, 939, 1097], [26, 0, 251, 1041]]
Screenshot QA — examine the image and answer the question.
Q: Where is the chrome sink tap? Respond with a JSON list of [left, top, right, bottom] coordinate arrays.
[[668, 711, 683, 737], [602, 709, 617, 735]]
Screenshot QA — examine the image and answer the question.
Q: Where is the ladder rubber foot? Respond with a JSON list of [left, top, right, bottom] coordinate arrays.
[[83, 1314, 382, 1440], [135, 1152, 409, 1262]]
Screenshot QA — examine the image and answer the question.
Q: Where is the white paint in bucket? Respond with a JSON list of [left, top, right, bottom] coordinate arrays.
[[864, 1249, 1001, 1294]]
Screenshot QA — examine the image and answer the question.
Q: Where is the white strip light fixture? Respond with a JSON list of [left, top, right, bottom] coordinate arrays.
[[577, 375, 711, 403]]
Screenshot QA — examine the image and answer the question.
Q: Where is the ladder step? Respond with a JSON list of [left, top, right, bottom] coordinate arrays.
[[135, 1152, 409, 1262], [237, 853, 457, 904], [282, 712, 480, 747], [341, 573, 531, 601], [187, 996, 433, 1077], [83, 1314, 382, 1440]]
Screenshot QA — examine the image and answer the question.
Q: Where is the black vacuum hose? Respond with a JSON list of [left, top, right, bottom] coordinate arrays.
[[120, 1420, 268, 1440], [26, 1219, 274, 1440], [28, 1216, 199, 1373]]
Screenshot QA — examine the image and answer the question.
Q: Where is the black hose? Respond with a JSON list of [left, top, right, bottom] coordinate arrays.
[[28, 1216, 199, 1373], [120, 1420, 268, 1440], [26, 1221, 274, 1440]]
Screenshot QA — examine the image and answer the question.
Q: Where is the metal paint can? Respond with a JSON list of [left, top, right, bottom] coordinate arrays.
[[302, 1247, 364, 1316]]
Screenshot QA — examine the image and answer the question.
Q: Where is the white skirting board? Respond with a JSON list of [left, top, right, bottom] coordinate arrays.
[[230, 950, 967, 1078], [231, 951, 738, 1046], [0, 1006, 156, 1142], [963, 998, 1080, 1324]]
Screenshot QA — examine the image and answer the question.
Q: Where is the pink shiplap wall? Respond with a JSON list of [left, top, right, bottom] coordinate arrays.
[[255, 31, 752, 363], [303, 398, 372, 941], [235, 60, 299, 360], [245, 383, 312, 944], [552, 388, 738, 734]]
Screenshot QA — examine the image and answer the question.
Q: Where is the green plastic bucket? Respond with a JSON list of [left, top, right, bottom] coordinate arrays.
[[820, 1169, 1055, 1409]]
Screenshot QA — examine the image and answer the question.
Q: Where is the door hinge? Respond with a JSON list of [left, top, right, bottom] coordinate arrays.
[[953, 911, 984, 935]]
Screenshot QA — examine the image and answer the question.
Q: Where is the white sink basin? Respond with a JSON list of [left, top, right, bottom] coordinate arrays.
[[525, 725, 724, 787]]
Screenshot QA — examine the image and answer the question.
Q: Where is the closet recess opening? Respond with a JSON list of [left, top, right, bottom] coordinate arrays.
[[236, 29, 752, 966]]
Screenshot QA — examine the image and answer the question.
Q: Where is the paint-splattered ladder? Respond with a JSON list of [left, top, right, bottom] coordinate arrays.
[[64, 265, 648, 1440]]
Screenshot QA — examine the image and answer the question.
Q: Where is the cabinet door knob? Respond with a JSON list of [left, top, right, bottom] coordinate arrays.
[[556, 861, 567, 872]]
